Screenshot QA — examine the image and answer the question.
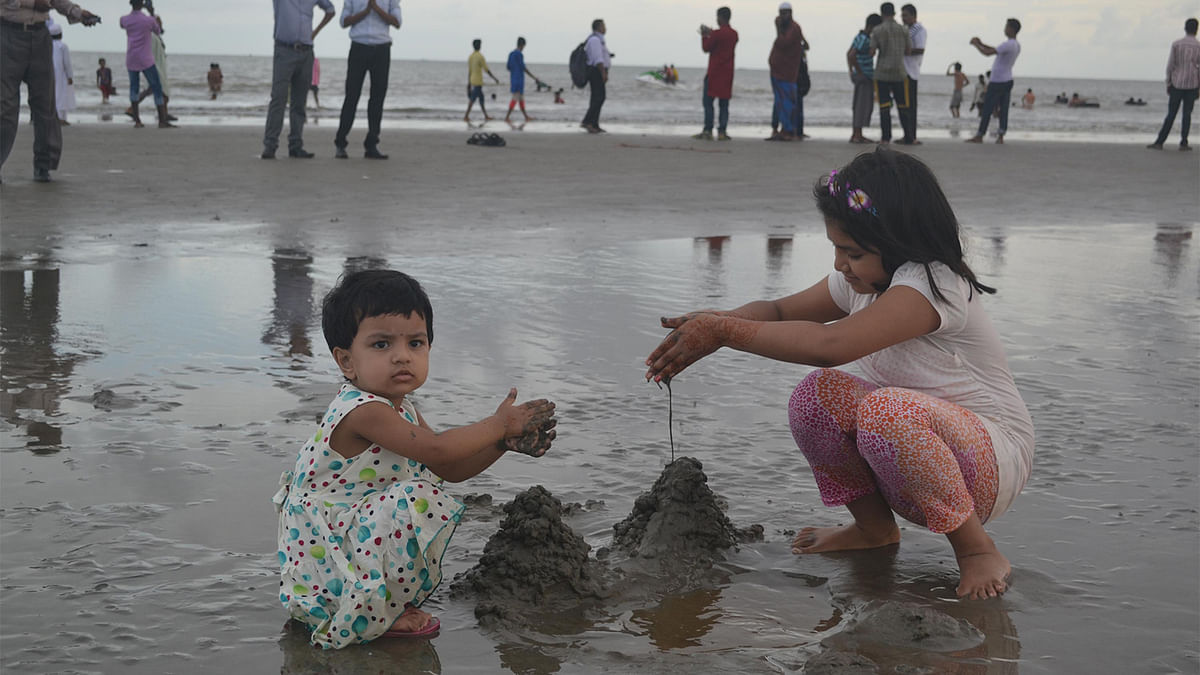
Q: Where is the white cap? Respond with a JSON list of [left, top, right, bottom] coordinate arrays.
[[46, 19, 63, 36], [779, 2, 792, 9]]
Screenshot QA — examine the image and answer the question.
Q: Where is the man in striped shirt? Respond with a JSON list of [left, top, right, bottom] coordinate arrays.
[[1148, 17, 1200, 151]]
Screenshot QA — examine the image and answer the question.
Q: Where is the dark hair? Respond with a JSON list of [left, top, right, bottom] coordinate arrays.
[[813, 149, 996, 301], [322, 270, 434, 352], [901, 3, 916, 16], [210, 62, 218, 68], [592, 18, 604, 31], [1186, 18, 1198, 35], [717, 7, 731, 22], [517, 36, 526, 47], [953, 61, 962, 70], [866, 13, 882, 28], [880, 2, 895, 17], [1006, 18, 1021, 34], [472, 39, 482, 50]]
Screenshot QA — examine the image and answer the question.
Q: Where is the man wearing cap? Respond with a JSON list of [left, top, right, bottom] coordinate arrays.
[[767, 2, 807, 141], [262, 0, 335, 159], [2, 0, 100, 182], [869, 2, 912, 144]]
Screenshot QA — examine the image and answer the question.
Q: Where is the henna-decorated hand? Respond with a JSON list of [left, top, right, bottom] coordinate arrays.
[[645, 313, 758, 383]]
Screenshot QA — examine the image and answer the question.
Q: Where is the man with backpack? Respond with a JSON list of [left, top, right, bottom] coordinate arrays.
[[580, 18, 610, 133]]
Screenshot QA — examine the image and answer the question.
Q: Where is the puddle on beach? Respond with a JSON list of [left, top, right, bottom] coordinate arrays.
[[1, 224, 1196, 674]]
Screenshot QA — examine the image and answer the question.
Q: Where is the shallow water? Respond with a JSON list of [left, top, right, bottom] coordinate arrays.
[[1, 223, 1197, 674]]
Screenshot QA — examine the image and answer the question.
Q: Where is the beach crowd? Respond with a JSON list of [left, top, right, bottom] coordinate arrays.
[[2, 1, 1197, 180]]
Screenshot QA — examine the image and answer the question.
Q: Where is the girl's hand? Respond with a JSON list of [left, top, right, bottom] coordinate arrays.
[[494, 388, 557, 439], [645, 312, 729, 382], [502, 417, 558, 457], [659, 308, 745, 330]]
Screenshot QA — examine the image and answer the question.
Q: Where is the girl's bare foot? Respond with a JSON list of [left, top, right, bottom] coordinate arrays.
[[791, 521, 900, 553], [956, 549, 1010, 599], [946, 513, 1010, 599], [388, 605, 432, 632]]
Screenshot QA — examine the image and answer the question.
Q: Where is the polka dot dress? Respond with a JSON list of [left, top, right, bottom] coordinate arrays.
[[273, 384, 465, 649]]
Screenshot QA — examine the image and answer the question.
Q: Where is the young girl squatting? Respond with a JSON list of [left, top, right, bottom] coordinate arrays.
[[644, 149, 1033, 599]]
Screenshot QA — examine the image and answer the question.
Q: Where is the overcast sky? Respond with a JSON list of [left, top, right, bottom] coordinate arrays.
[[57, 0, 1194, 81]]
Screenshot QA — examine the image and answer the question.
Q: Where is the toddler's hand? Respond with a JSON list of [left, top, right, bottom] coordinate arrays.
[[503, 417, 557, 458], [494, 388, 556, 439]]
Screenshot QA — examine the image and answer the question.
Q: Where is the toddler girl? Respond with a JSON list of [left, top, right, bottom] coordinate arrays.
[[644, 149, 1033, 600], [274, 270, 557, 648]]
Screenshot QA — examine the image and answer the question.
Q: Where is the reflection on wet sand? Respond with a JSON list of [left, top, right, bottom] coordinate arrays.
[[1153, 222, 1192, 288], [0, 268, 80, 453], [813, 546, 1020, 674], [278, 619, 442, 674], [262, 249, 315, 358], [695, 236, 729, 300], [630, 587, 723, 649]]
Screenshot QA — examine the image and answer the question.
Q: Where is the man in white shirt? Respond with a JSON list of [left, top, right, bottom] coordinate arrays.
[[965, 18, 1021, 144], [581, 18, 611, 133], [334, 0, 401, 159], [899, 3, 925, 144]]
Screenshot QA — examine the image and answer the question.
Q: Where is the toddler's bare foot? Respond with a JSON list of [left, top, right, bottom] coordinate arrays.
[[956, 549, 1010, 599], [388, 605, 432, 633], [791, 521, 900, 553]]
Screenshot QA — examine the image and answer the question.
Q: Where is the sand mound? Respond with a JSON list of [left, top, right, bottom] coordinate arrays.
[[610, 457, 761, 560], [451, 485, 606, 625]]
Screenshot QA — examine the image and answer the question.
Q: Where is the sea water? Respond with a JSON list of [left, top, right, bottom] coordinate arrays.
[[67, 53, 1168, 142]]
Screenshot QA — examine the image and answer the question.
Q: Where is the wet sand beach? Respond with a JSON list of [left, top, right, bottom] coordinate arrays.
[[1, 125, 1197, 674]]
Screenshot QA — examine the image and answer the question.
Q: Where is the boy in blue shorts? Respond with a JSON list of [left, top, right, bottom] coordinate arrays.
[[505, 37, 543, 122], [464, 39, 500, 122]]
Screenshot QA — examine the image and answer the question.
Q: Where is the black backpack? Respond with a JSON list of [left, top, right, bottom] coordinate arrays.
[[569, 40, 589, 88]]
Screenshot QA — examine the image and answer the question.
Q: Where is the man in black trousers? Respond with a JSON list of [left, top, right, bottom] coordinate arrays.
[[1, 0, 100, 182], [581, 18, 611, 133], [334, 0, 401, 159]]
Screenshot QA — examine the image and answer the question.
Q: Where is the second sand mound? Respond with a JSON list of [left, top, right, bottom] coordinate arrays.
[[451, 485, 606, 625], [611, 456, 760, 560]]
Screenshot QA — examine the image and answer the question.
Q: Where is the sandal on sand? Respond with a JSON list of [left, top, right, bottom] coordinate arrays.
[[483, 133, 506, 147], [382, 616, 440, 639], [466, 132, 487, 145]]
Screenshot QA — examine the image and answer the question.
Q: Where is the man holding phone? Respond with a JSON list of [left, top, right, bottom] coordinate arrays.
[[1, 0, 101, 182]]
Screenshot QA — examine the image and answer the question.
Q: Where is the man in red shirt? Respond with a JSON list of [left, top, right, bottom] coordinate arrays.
[[694, 6, 738, 141]]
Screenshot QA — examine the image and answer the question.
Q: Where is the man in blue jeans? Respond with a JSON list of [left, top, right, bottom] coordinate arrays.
[[262, 0, 334, 159], [1148, 18, 1200, 151], [965, 18, 1021, 144]]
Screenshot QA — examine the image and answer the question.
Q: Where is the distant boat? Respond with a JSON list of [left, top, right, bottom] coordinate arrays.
[[636, 71, 681, 87], [1068, 97, 1100, 108]]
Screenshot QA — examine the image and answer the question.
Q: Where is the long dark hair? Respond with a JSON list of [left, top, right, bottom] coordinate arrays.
[[812, 148, 995, 301]]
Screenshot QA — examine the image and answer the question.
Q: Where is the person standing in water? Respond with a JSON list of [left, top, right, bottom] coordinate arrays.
[[946, 61, 968, 118]]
